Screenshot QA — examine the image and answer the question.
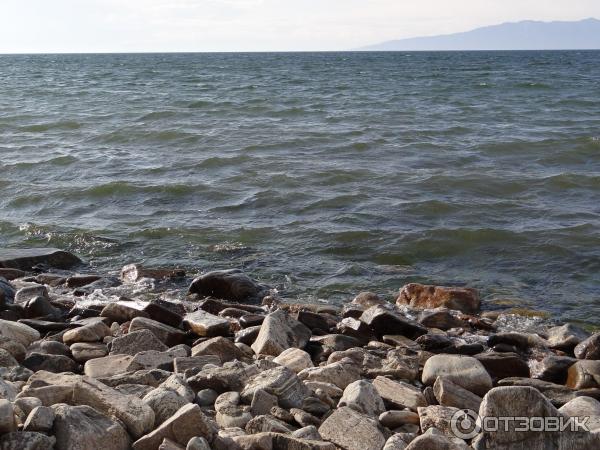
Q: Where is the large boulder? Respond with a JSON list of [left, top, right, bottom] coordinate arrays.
[[396, 283, 480, 314], [472, 386, 597, 450], [0, 247, 81, 270], [318, 406, 386, 450], [251, 309, 311, 356], [52, 404, 130, 450], [559, 396, 600, 433], [188, 269, 266, 302], [422, 354, 492, 396]]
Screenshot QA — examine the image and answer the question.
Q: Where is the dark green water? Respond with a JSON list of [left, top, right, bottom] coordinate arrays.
[[0, 52, 599, 325]]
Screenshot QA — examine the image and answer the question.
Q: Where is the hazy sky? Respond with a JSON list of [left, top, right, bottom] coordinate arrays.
[[1, 0, 599, 52]]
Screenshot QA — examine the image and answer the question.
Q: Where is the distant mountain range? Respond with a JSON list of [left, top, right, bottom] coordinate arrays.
[[359, 18, 600, 51]]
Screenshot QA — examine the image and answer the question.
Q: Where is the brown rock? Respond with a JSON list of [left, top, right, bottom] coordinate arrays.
[[396, 283, 480, 314], [360, 305, 427, 340], [373, 376, 427, 411], [318, 406, 386, 450], [129, 317, 186, 346], [188, 269, 266, 302], [191, 337, 245, 362]]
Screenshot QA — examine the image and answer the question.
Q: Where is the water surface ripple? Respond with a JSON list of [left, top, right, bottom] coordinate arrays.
[[1, 52, 599, 325]]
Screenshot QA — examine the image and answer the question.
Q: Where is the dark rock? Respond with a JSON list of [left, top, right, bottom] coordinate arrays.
[[0, 431, 56, 450], [239, 314, 265, 328], [531, 355, 577, 384], [18, 319, 73, 333], [143, 301, 184, 328], [360, 305, 427, 339], [297, 310, 334, 332], [0, 278, 15, 303], [22, 352, 78, 373], [235, 325, 261, 345], [0, 248, 81, 271], [65, 275, 102, 288], [188, 269, 267, 302], [129, 317, 186, 346], [487, 332, 547, 351], [101, 301, 149, 323], [336, 317, 376, 343], [23, 296, 60, 319], [474, 352, 530, 380], [574, 333, 600, 360], [0, 269, 26, 281], [418, 309, 467, 330]]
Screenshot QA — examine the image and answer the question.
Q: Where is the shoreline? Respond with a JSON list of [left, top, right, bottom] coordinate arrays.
[[0, 247, 599, 449]]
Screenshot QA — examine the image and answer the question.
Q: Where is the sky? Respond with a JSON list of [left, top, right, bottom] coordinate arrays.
[[1, 0, 599, 53]]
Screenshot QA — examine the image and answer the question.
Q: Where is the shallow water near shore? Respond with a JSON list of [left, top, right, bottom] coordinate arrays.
[[0, 51, 599, 326]]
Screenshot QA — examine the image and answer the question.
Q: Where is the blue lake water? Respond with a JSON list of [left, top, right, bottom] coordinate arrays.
[[1, 51, 599, 325]]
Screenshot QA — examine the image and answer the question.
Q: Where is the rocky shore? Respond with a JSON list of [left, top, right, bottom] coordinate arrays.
[[0, 247, 599, 449]]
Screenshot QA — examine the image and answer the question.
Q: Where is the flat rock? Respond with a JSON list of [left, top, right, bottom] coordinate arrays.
[[22, 352, 78, 373], [360, 305, 427, 340], [53, 403, 129, 450], [474, 352, 530, 380], [63, 320, 111, 345], [129, 317, 187, 346], [379, 410, 420, 428], [188, 269, 266, 302], [110, 329, 169, 356], [71, 342, 109, 362], [497, 377, 578, 407], [273, 347, 314, 373], [251, 309, 312, 357], [396, 283, 480, 314], [318, 406, 386, 450], [422, 354, 492, 396], [433, 377, 482, 411], [241, 365, 310, 409], [373, 376, 427, 411], [84, 354, 136, 378], [418, 309, 467, 330], [72, 376, 155, 439], [191, 336, 245, 362], [183, 310, 231, 337], [298, 359, 361, 389], [0, 319, 40, 347], [0, 247, 81, 270], [173, 355, 221, 374], [132, 404, 216, 450], [101, 301, 149, 323]]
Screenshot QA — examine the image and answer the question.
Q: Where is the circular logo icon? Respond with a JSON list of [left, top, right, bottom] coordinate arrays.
[[451, 409, 481, 439]]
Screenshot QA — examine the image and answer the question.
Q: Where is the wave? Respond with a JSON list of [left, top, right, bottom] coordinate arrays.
[[19, 121, 82, 132]]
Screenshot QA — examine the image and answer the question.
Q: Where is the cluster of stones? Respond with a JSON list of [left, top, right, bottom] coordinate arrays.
[[0, 248, 599, 449]]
